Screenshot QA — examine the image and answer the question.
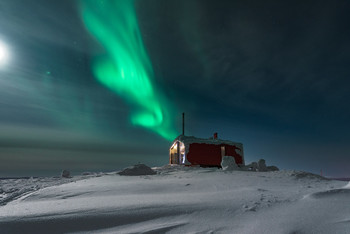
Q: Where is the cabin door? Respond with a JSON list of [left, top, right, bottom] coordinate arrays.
[[221, 146, 225, 157]]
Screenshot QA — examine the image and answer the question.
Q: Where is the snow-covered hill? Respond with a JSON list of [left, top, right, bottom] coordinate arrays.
[[0, 166, 349, 233]]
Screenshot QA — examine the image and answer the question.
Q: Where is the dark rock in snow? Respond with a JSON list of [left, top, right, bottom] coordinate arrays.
[[245, 160, 279, 172], [246, 162, 258, 171], [257, 159, 267, 172], [118, 164, 157, 176], [61, 170, 71, 178], [82, 172, 94, 176], [267, 166, 279, 171]]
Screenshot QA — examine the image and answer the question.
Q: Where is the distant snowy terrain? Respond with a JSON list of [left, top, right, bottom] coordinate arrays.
[[0, 177, 77, 207], [0, 166, 349, 233]]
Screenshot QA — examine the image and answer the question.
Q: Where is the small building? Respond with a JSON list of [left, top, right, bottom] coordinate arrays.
[[169, 133, 244, 167]]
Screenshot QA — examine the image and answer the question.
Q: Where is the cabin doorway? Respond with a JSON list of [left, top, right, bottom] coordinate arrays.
[[170, 142, 179, 164]]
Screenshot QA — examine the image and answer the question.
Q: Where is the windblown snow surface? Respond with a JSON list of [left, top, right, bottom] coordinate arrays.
[[0, 166, 349, 234]]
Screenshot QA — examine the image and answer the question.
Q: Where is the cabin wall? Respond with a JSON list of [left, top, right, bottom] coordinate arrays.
[[187, 143, 244, 166], [223, 144, 243, 165], [187, 143, 221, 166]]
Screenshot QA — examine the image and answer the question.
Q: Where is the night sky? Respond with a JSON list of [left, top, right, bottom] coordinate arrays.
[[0, 0, 349, 177]]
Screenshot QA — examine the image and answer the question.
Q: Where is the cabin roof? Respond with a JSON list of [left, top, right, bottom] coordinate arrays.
[[173, 135, 243, 147]]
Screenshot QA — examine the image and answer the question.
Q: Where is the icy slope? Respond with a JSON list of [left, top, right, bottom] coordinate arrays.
[[0, 166, 349, 233], [0, 176, 85, 206]]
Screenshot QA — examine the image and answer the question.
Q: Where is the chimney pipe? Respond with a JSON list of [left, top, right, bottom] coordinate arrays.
[[214, 132, 218, 139], [182, 112, 185, 136]]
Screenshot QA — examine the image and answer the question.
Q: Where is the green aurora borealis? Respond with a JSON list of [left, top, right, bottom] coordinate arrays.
[[0, 0, 350, 177], [80, 0, 178, 140]]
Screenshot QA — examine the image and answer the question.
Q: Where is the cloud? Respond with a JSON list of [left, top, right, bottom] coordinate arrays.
[[0, 0, 89, 53], [0, 124, 168, 176]]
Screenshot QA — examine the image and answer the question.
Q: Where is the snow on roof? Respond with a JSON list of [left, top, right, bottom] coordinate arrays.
[[173, 135, 243, 148]]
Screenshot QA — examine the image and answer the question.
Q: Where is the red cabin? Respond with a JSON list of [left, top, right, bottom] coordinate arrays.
[[169, 133, 244, 167]]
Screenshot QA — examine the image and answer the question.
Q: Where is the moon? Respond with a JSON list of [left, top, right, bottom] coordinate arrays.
[[0, 41, 10, 65]]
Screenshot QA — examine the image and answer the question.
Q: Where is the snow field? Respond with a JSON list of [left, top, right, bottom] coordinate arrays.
[[0, 166, 349, 233]]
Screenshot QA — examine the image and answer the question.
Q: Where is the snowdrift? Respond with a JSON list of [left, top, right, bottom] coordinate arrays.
[[0, 167, 349, 233], [117, 164, 156, 176]]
